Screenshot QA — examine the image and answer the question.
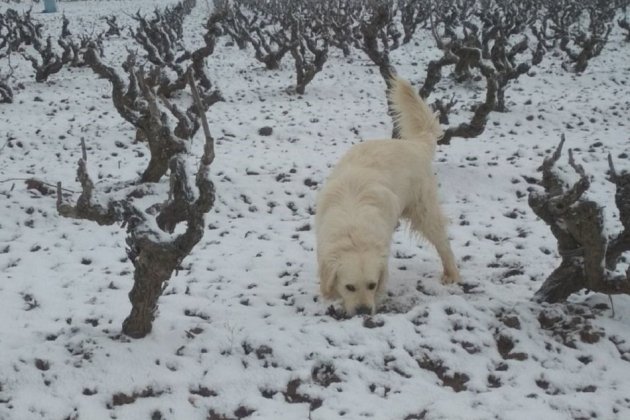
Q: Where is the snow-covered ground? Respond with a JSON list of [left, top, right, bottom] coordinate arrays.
[[1, 1, 630, 419]]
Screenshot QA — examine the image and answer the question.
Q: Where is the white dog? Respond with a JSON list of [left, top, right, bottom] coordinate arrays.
[[315, 76, 460, 316]]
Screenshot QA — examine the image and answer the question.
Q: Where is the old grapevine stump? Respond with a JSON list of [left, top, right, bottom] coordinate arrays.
[[528, 135, 630, 303], [57, 68, 216, 338], [122, 72, 215, 338]]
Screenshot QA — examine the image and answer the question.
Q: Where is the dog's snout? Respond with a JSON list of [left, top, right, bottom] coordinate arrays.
[[356, 305, 371, 316]]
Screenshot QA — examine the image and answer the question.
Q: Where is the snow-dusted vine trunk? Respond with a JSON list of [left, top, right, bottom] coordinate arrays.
[[57, 64, 218, 337], [121, 72, 216, 338], [528, 135, 630, 302]]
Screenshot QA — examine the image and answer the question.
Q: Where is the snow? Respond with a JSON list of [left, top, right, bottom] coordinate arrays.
[[1, 1, 630, 419]]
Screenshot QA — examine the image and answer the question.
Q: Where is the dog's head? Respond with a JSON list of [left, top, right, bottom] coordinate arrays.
[[319, 248, 388, 316]]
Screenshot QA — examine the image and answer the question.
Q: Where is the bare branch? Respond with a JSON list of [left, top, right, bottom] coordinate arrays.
[[187, 70, 214, 165]]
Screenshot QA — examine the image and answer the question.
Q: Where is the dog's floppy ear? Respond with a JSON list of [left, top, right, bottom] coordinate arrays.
[[319, 258, 338, 299]]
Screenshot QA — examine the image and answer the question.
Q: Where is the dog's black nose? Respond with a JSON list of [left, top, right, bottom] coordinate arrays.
[[356, 306, 371, 316]]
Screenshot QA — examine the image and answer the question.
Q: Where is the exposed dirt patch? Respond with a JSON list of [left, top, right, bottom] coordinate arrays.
[[537, 306, 605, 348], [283, 378, 323, 411], [416, 355, 470, 392], [207, 406, 256, 420], [495, 333, 528, 361], [108, 387, 166, 408], [311, 362, 341, 388], [190, 386, 218, 397], [363, 316, 385, 328], [404, 410, 428, 420]]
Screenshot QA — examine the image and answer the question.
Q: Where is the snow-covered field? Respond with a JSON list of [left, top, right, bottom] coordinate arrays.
[[1, 1, 630, 419]]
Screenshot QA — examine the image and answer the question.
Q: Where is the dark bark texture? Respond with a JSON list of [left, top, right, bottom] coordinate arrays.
[[529, 136, 630, 303]]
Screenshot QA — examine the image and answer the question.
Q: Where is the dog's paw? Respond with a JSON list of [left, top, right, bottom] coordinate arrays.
[[441, 270, 461, 285]]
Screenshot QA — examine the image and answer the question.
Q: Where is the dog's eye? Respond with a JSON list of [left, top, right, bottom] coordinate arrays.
[[345, 284, 356, 292], [367, 282, 377, 290]]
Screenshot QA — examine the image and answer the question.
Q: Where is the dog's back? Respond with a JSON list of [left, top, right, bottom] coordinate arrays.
[[317, 76, 442, 224], [320, 77, 442, 209]]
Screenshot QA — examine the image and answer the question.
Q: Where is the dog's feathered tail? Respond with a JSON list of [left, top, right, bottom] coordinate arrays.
[[388, 76, 442, 143]]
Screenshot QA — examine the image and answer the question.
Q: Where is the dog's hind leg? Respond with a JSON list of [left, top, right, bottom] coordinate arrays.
[[406, 200, 460, 284]]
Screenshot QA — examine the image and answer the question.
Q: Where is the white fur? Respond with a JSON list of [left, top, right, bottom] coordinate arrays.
[[315, 76, 460, 316]]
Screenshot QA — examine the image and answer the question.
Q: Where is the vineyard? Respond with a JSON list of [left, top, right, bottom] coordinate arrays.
[[1, 0, 630, 419]]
